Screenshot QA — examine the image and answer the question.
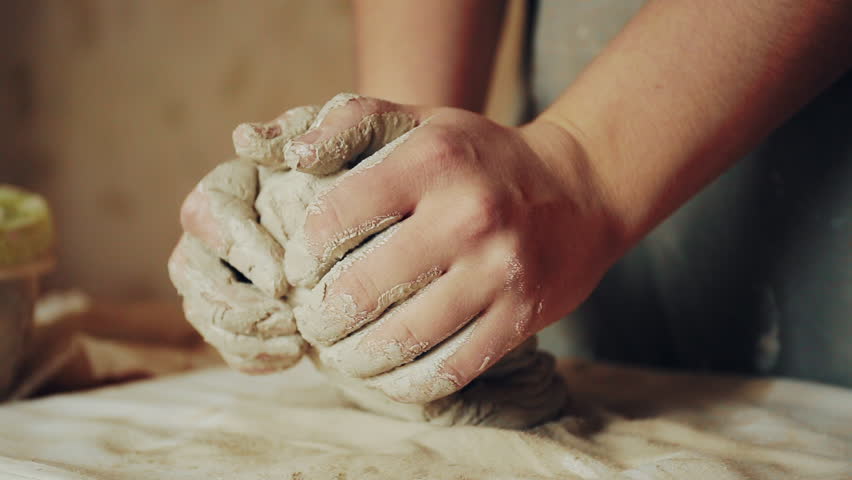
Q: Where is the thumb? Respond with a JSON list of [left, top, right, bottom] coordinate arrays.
[[284, 93, 419, 175]]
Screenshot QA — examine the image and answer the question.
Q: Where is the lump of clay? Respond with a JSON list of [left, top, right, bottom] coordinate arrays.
[[226, 95, 569, 428], [314, 337, 569, 429]]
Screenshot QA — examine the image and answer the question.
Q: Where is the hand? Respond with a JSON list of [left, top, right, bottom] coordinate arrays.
[[288, 94, 623, 402], [167, 106, 317, 373]]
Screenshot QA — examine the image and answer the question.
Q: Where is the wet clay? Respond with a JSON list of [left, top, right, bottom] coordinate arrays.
[[186, 94, 569, 428]]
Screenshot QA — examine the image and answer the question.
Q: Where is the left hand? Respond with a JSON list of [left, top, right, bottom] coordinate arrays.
[[287, 94, 624, 403], [168, 106, 319, 374]]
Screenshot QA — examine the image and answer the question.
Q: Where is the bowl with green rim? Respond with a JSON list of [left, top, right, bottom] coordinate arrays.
[[0, 185, 55, 399]]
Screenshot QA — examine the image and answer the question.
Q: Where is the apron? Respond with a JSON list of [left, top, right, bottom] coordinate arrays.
[[526, 0, 852, 387]]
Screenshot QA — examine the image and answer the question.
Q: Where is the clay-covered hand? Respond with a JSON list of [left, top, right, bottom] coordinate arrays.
[[287, 94, 622, 403], [167, 106, 317, 373]]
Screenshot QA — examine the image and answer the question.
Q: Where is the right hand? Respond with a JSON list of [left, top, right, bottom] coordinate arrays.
[[167, 106, 317, 373]]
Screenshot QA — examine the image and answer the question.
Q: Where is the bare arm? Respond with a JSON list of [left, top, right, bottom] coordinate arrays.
[[537, 0, 852, 247], [351, 0, 507, 111]]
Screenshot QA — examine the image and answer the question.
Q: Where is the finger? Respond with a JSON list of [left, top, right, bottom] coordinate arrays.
[[364, 320, 480, 404], [180, 159, 288, 297], [218, 347, 305, 374], [293, 222, 411, 344], [298, 196, 482, 346], [294, 122, 436, 285], [366, 298, 531, 404], [300, 213, 450, 345], [232, 105, 319, 167], [284, 93, 419, 175], [184, 294, 305, 373], [184, 294, 305, 374], [168, 235, 305, 373], [169, 235, 298, 337], [316, 261, 493, 378], [251, 166, 343, 288]]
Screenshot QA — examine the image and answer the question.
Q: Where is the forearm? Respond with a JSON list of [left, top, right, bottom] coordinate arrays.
[[538, 0, 852, 247], [351, 0, 506, 111]]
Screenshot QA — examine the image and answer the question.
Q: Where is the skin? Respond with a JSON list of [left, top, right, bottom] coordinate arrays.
[[175, 0, 852, 402]]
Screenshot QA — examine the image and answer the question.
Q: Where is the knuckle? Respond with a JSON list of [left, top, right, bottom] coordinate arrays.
[[439, 360, 470, 391], [320, 95, 387, 128], [491, 236, 525, 283], [305, 193, 347, 247], [347, 95, 380, 118], [455, 191, 503, 245], [393, 321, 427, 358], [179, 189, 226, 251], [332, 266, 379, 315], [423, 126, 469, 168], [179, 188, 206, 232]]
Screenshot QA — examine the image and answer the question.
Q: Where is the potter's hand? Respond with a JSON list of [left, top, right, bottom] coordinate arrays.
[[168, 106, 317, 373], [290, 94, 622, 402], [169, 233, 305, 373]]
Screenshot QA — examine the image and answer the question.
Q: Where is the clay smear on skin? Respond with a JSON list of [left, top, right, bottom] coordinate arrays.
[[477, 355, 492, 374], [355, 277, 445, 361], [371, 267, 442, 325], [312, 93, 360, 127], [295, 223, 403, 343], [313, 223, 404, 336], [312, 214, 403, 272], [198, 161, 289, 298], [285, 93, 417, 172], [232, 122, 284, 162], [233, 105, 319, 165], [368, 320, 478, 403], [297, 126, 424, 287], [299, 222, 445, 346], [299, 112, 415, 169], [362, 294, 482, 374], [305, 122, 424, 218], [279, 93, 361, 166], [318, 269, 447, 377], [503, 254, 526, 293], [502, 254, 541, 340], [294, 123, 425, 287], [321, 222, 404, 286]]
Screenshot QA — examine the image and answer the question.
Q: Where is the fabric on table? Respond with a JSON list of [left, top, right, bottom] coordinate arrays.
[[7, 291, 215, 401], [1, 358, 849, 480]]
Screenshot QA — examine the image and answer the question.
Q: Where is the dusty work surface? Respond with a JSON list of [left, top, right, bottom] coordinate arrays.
[[1, 357, 850, 479]]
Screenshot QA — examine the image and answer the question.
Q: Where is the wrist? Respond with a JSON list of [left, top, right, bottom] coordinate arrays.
[[519, 117, 633, 260]]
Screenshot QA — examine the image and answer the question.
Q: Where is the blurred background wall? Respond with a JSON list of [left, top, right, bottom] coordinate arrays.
[[1, 0, 521, 302]]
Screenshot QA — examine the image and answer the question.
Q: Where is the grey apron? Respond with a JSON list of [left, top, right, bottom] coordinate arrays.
[[526, 0, 852, 387]]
